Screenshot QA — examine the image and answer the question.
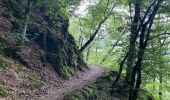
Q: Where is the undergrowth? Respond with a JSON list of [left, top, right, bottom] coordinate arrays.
[[0, 79, 10, 97], [64, 71, 155, 100], [20, 74, 43, 91], [64, 71, 118, 100], [0, 55, 8, 69]]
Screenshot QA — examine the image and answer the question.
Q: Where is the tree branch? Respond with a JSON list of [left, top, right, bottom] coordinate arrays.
[[100, 39, 120, 64], [148, 32, 170, 40], [144, 0, 164, 45], [114, 52, 129, 83], [136, 0, 157, 34], [79, 3, 115, 52]]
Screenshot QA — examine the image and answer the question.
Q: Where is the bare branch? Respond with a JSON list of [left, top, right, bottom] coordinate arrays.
[[148, 32, 170, 40], [137, 0, 157, 34], [144, 0, 164, 45]]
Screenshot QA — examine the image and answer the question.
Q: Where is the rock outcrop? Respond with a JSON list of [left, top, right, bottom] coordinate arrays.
[[0, 0, 88, 79]]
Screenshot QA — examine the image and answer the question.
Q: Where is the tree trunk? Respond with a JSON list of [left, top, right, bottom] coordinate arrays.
[[125, 0, 141, 84], [129, 46, 145, 100], [79, 18, 107, 52], [22, 0, 32, 42], [100, 39, 120, 64], [159, 74, 163, 100], [127, 0, 163, 99], [86, 46, 91, 62], [79, 3, 114, 53], [114, 52, 128, 83]]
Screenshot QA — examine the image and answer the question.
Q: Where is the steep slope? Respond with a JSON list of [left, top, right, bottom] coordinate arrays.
[[1, 0, 88, 78], [0, 0, 89, 99]]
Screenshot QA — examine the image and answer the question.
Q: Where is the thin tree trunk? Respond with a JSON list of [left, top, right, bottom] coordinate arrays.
[[114, 52, 129, 83], [100, 39, 120, 64], [153, 77, 156, 90], [22, 0, 32, 42], [86, 46, 91, 62], [78, 19, 84, 48], [79, 2, 115, 53], [159, 72, 163, 100], [42, 30, 47, 65], [79, 16, 109, 52]]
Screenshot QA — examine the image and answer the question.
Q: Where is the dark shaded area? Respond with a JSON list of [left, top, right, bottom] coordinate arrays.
[[1, 0, 88, 79]]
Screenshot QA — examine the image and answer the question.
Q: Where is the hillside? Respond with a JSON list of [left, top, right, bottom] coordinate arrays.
[[1, 0, 170, 100], [0, 0, 89, 99]]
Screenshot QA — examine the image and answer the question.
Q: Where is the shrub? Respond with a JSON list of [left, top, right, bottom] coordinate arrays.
[[0, 55, 8, 69], [0, 81, 10, 97]]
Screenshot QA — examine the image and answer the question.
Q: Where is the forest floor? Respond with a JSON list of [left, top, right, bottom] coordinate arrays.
[[39, 65, 105, 100]]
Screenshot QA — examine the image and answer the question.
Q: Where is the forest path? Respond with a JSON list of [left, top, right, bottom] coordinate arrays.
[[40, 65, 105, 100]]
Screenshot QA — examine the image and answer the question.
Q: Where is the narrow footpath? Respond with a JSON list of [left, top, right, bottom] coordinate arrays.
[[40, 65, 105, 100]]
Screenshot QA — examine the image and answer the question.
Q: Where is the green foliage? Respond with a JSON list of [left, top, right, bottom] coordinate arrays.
[[36, 0, 81, 19], [64, 0, 81, 6], [64, 71, 118, 100], [8, 33, 24, 47], [15, 64, 22, 74], [0, 37, 9, 45], [0, 85, 10, 97], [0, 80, 10, 97], [0, 55, 8, 69], [60, 68, 71, 79], [142, 37, 170, 98], [138, 89, 155, 100], [69, 0, 126, 68], [0, 37, 8, 54], [21, 76, 43, 91]]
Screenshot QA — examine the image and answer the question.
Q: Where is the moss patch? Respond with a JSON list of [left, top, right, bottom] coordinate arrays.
[[0, 80, 10, 97], [0, 55, 9, 69], [0, 85, 10, 97], [20, 74, 43, 91], [64, 72, 117, 100]]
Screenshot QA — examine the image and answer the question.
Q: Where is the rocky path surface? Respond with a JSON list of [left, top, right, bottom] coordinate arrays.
[[40, 65, 105, 100]]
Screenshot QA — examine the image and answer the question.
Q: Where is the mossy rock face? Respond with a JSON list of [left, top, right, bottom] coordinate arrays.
[[1, 0, 88, 79]]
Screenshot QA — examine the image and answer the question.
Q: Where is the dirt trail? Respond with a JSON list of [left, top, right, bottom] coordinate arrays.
[[40, 65, 105, 100]]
